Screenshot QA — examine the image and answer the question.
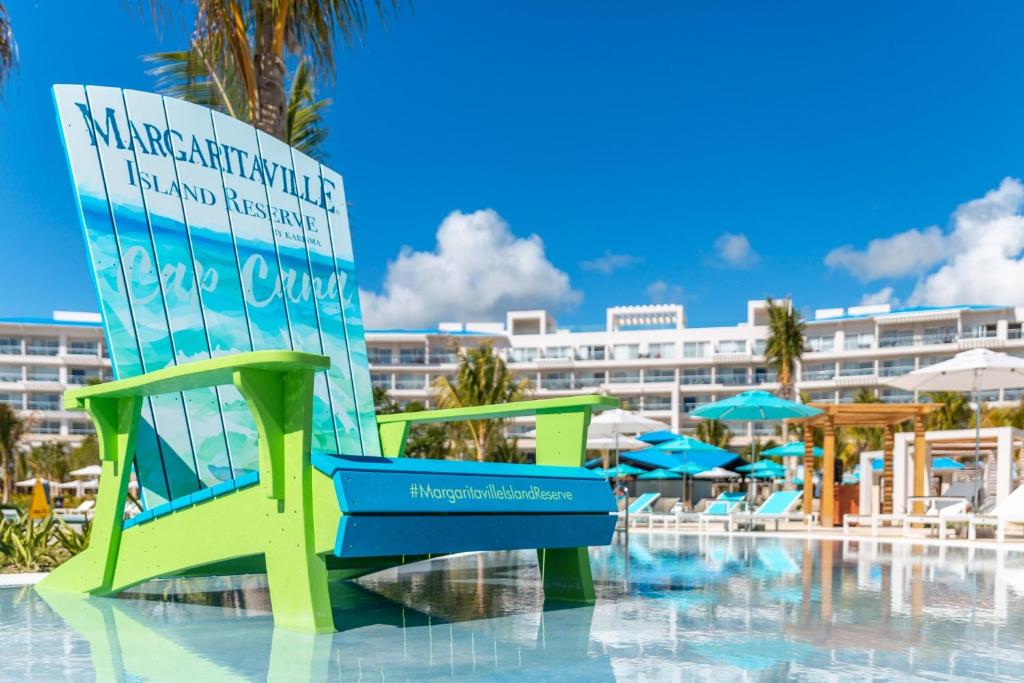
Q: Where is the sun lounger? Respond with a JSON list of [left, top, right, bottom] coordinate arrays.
[[640, 497, 681, 528], [844, 480, 982, 537], [38, 84, 620, 634], [944, 485, 1024, 541], [1, 509, 19, 523], [622, 492, 661, 524], [697, 493, 746, 532], [54, 499, 96, 524], [730, 491, 813, 532], [899, 499, 970, 539]]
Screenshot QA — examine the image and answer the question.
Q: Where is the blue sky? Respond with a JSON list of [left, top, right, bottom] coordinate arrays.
[[3, 1, 1024, 328]]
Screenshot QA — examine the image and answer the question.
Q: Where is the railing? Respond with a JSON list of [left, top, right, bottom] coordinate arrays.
[[25, 343, 59, 356], [839, 366, 875, 377], [644, 373, 675, 383], [427, 353, 458, 365], [27, 399, 60, 410], [1010, 328, 1023, 340], [26, 372, 60, 382], [540, 379, 573, 390], [394, 378, 426, 391], [609, 374, 641, 384], [0, 342, 21, 355], [802, 370, 835, 381], [681, 374, 712, 385], [574, 376, 605, 388], [398, 354, 426, 365], [879, 365, 914, 377], [718, 374, 749, 386]]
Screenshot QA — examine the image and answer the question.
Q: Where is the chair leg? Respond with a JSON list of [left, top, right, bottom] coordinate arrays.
[[539, 547, 596, 603]]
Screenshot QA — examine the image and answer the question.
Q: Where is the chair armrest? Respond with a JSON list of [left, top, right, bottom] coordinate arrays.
[[64, 350, 330, 409], [375, 395, 618, 426]]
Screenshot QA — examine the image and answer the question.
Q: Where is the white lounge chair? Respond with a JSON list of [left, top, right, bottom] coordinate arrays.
[[730, 491, 815, 532], [944, 485, 1024, 541], [54, 499, 96, 524], [900, 499, 971, 539], [698, 493, 747, 532], [620, 492, 661, 525], [1, 508, 19, 523]]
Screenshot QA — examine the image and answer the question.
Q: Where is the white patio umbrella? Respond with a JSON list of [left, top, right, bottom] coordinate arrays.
[[13, 478, 62, 489], [693, 467, 740, 480], [885, 348, 1024, 503], [69, 464, 102, 478], [584, 409, 667, 494], [519, 431, 648, 451]]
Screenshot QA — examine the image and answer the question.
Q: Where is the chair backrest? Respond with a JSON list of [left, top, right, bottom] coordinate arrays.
[[754, 490, 801, 516], [627, 492, 660, 514], [718, 492, 746, 502], [704, 500, 739, 516], [54, 85, 381, 507], [651, 497, 679, 514], [992, 484, 1024, 518]]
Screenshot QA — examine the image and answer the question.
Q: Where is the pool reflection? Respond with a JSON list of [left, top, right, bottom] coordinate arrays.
[[14, 535, 1024, 680]]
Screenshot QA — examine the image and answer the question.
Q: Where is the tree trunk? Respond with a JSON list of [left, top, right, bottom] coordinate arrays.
[[1, 446, 8, 504], [253, 1, 288, 140]]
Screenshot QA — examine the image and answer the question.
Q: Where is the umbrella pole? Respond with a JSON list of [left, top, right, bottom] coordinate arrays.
[[975, 376, 982, 509]]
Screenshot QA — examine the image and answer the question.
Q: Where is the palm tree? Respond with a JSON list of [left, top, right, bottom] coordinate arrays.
[[433, 342, 530, 462], [924, 391, 972, 430], [983, 400, 1024, 429], [0, 3, 14, 96], [0, 404, 25, 503], [145, 52, 331, 157], [695, 419, 731, 449], [24, 442, 68, 482], [845, 388, 883, 453], [148, 0, 397, 141], [763, 297, 804, 401]]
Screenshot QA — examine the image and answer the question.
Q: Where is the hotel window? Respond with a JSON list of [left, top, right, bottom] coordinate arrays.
[[838, 389, 863, 403], [922, 326, 957, 345], [682, 341, 709, 358], [26, 366, 60, 382], [643, 395, 672, 411], [367, 348, 392, 365], [575, 371, 606, 388], [879, 329, 913, 348], [506, 423, 533, 436], [802, 363, 835, 381], [879, 389, 914, 404], [753, 367, 777, 384], [647, 342, 675, 359], [0, 338, 21, 355], [67, 340, 98, 356], [1005, 387, 1024, 401], [370, 373, 392, 389], [752, 421, 774, 436], [510, 348, 539, 363], [806, 390, 835, 403], [644, 369, 675, 383], [25, 338, 59, 356], [805, 335, 835, 352], [717, 367, 748, 385], [398, 348, 426, 365], [844, 333, 874, 350], [544, 346, 572, 359], [27, 393, 61, 410], [682, 396, 698, 413], [1010, 323, 1023, 340], [879, 357, 914, 377], [394, 374, 426, 390], [964, 323, 998, 339], [575, 345, 606, 361], [428, 349, 458, 365], [69, 421, 95, 435], [717, 340, 746, 354], [682, 368, 712, 385], [840, 361, 874, 377], [919, 355, 953, 368], [610, 370, 641, 384], [0, 392, 23, 408], [612, 344, 640, 361], [32, 420, 62, 435], [541, 372, 572, 390], [0, 365, 21, 382], [752, 339, 767, 355]]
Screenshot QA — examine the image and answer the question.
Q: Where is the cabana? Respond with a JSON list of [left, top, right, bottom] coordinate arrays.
[[797, 403, 939, 528]]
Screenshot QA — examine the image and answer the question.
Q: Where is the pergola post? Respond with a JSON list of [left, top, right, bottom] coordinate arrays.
[[802, 426, 815, 515], [882, 425, 894, 515], [821, 418, 836, 528], [913, 415, 926, 515]]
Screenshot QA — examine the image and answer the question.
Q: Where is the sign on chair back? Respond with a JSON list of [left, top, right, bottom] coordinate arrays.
[[40, 85, 617, 633], [53, 85, 378, 506]]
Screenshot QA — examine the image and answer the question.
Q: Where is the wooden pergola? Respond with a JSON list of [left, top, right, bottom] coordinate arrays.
[[797, 403, 940, 527]]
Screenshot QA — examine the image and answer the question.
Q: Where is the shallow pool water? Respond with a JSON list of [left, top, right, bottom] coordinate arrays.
[[3, 533, 1024, 681]]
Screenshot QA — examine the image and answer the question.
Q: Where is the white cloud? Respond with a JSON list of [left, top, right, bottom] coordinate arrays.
[[824, 226, 947, 281], [579, 251, 643, 274], [859, 286, 895, 306], [908, 178, 1024, 306], [713, 232, 760, 269], [645, 280, 683, 303], [360, 209, 581, 328]]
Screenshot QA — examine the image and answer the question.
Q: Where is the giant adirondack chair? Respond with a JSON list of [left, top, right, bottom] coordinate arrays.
[[37, 85, 617, 633]]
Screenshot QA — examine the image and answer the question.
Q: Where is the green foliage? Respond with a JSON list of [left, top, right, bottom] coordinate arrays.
[[764, 297, 805, 400], [983, 400, 1024, 429], [0, 3, 14, 96], [925, 391, 973, 430], [433, 342, 530, 461], [399, 401, 451, 460], [53, 519, 91, 558], [24, 442, 68, 481], [0, 403, 25, 504], [0, 517, 62, 572], [695, 419, 731, 448], [844, 388, 883, 453]]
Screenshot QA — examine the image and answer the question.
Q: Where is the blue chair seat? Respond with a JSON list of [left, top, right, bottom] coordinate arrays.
[[123, 471, 261, 530]]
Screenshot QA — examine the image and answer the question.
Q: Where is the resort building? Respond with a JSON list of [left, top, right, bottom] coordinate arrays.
[[365, 301, 1024, 444], [7, 300, 1024, 447], [0, 312, 110, 446]]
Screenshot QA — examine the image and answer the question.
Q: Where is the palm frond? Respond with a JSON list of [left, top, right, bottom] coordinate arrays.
[[285, 59, 331, 157], [0, 3, 18, 96]]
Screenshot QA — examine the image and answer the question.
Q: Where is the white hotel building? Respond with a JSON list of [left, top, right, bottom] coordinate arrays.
[[4, 300, 1024, 447]]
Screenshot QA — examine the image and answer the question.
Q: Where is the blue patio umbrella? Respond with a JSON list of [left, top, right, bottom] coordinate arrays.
[[736, 461, 785, 474], [653, 435, 729, 453], [670, 461, 707, 508], [637, 429, 679, 445], [636, 468, 682, 480], [761, 441, 824, 458], [599, 464, 645, 478], [692, 391, 822, 496], [932, 457, 964, 471]]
